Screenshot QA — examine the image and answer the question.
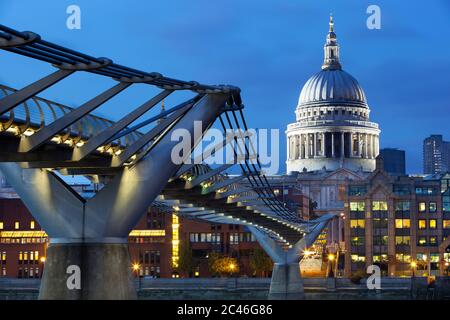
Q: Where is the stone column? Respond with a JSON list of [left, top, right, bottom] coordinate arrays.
[[313, 132, 317, 157], [331, 132, 335, 158], [349, 133, 354, 158], [308, 133, 312, 158], [301, 134, 307, 159], [340, 132, 345, 158], [375, 135, 379, 157], [299, 134, 303, 159], [295, 135, 299, 159], [321, 132, 325, 157], [288, 136, 293, 160], [370, 134, 376, 159], [358, 134, 361, 157], [286, 136, 291, 160], [364, 133, 369, 159]]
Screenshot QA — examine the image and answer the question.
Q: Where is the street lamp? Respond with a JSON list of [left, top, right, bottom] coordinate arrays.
[[39, 257, 46, 279], [328, 254, 335, 278], [422, 255, 430, 276], [229, 263, 236, 276], [303, 249, 314, 258], [132, 263, 141, 291]]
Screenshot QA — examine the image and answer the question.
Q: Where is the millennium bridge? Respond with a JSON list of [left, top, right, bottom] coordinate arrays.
[[0, 24, 335, 299]]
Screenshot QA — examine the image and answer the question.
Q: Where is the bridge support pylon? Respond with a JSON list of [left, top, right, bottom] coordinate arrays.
[[0, 93, 229, 300], [269, 262, 305, 300], [249, 216, 332, 300]]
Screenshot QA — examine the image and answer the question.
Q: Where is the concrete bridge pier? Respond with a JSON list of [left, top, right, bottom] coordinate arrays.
[[269, 262, 305, 300], [0, 93, 229, 300], [249, 215, 332, 300], [40, 242, 135, 300]]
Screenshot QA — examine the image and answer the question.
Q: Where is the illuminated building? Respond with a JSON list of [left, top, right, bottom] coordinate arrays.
[[0, 183, 264, 279], [342, 158, 450, 276], [423, 135, 450, 174]]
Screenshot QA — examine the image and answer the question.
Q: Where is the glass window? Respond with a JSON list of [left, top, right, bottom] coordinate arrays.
[[349, 186, 367, 196], [418, 237, 427, 246], [443, 220, 450, 229], [372, 201, 388, 211], [30, 221, 35, 230], [444, 192, 450, 212], [395, 201, 410, 211], [396, 253, 412, 263], [351, 236, 364, 246], [395, 236, 410, 245], [350, 220, 365, 228], [416, 187, 436, 195], [429, 202, 437, 213], [14, 222, 19, 230], [393, 185, 410, 195], [418, 202, 426, 213], [395, 219, 410, 229], [351, 255, 366, 262], [350, 201, 365, 212], [0, 222, 3, 230], [430, 254, 440, 263], [429, 219, 437, 229], [429, 237, 438, 246], [418, 220, 426, 229]]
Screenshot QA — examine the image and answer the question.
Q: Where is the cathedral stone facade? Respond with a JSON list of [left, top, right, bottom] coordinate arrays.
[[286, 16, 380, 174]]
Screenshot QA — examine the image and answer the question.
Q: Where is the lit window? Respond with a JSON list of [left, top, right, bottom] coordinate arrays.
[[430, 237, 438, 246], [349, 201, 365, 212], [396, 253, 411, 263], [350, 236, 364, 246], [430, 254, 440, 263], [30, 221, 35, 230], [418, 202, 426, 213], [395, 236, 410, 245], [418, 237, 427, 246], [395, 219, 410, 229], [351, 255, 365, 262], [429, 202, 437, 213], [372, 201, 388, 211], [429, 219, 437, 229], [0, 222, 3, 230], [350, 220, 365, 228], [14, 222, 19, 230], [418, 220, 427, 229], [443, 220, 450, 229]]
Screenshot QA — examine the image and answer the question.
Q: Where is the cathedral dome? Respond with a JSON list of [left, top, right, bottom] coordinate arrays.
[[286, 15, 381, 175], [298, 69, 367, 108]]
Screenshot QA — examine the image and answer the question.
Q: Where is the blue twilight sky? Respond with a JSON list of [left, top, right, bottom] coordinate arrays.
[[0, 0, 449, 174]]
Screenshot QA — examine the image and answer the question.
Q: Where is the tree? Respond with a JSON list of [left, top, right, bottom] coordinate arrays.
[[249, 248, 273, 277], [178, 239, 194, 277], [208, 253, 239, 277]]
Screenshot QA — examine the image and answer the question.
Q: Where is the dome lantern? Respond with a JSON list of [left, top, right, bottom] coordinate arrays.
[[322, 14, 342, 71]]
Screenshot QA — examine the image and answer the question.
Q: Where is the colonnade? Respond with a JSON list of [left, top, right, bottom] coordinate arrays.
[[288, 131, 379, 160]]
